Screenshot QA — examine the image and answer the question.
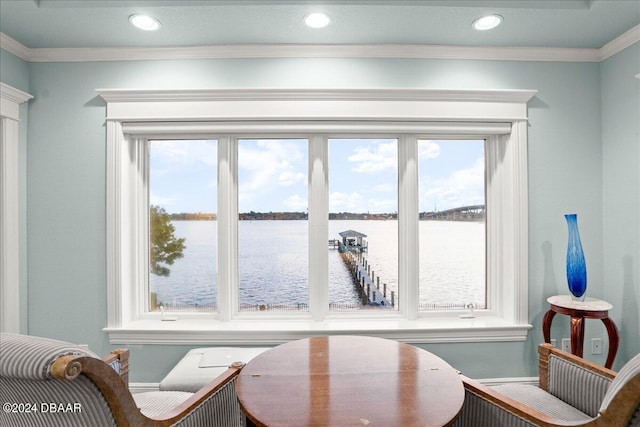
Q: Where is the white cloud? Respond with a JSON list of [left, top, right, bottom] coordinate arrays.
[[421, 157, 485, 210], [238, 140, 307, 206], [278, 171, 306, 187], [330, 191, 364, 212], [151, 140, 217, 167], [348, 142, 397, 173], [418, 140, 441, 159], [282, 194, 308, 211], [366, 197, 397, 212], [149, 192, 177, 208], [330, 191, 396, 213], [370, 183, 395, 193]]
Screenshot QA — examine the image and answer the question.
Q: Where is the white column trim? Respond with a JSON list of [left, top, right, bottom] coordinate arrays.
[[217, 136, 237, 321], [398, 135, 419, 320], [0, 82, 32, 333], [308, 136, 329, 320]]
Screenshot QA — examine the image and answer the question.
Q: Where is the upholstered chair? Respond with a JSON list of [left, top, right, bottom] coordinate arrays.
[[454, 343, 640, 427], [0, 333, 246, 427]]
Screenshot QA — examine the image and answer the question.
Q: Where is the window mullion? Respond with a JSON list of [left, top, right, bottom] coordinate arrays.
[[398, 135, 419, 320], [217, 136, 238, 321], [308, 135, 329, 320], [136, 138, 150, 317]]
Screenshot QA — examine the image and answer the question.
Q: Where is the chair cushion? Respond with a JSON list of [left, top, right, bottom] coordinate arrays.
[[133, 391, 194, 418], [493, 384, 592, 422], [0, 333, 99, 380], [600, 352, 640, 412], [547, 353, 611, 417]]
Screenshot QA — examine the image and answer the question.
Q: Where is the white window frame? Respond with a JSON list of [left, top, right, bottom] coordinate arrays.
[[99, 88, 535, 345], [1, 82, 32, 334]]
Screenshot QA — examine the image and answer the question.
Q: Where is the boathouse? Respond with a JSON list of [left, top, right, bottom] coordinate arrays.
[[338, 230, 368, 253]]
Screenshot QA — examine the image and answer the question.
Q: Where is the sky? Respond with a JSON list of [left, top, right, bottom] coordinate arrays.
[[149, 138, 485, 214]]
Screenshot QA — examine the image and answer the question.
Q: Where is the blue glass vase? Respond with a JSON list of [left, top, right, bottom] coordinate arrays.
[[565, 214, 587, 301]]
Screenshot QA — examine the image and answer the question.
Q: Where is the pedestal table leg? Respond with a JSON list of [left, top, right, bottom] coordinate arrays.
[[601, 317, 619, 369], [570, 316, 585, 357], [542, 309, 557, 344]]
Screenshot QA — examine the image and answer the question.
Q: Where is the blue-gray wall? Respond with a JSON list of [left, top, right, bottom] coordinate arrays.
[[601, 43, 640, 364], [2, 45, 638, 383]]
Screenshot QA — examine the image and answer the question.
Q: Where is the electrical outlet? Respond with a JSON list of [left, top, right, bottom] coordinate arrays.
[[551, 339, 557, 348], [561, 338, 571, 353], [592, 338, 602, 355]]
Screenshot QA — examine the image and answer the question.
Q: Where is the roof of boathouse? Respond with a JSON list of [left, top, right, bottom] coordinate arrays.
[[339, 230, 367, 239]]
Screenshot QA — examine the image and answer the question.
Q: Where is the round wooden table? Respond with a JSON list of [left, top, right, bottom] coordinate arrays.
[[236, 335, 464, 427], [542, 295, 619, 368]]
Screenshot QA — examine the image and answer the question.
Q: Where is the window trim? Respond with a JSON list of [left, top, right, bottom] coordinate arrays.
[[99, 88, 535, 345]]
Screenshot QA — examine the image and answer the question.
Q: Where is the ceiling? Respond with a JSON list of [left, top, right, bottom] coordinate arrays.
[[0, 0, 639, 51]]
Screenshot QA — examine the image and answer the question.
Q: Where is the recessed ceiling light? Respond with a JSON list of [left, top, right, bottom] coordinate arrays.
[[472, 14, 503, 31], [129, 14, 161, 31], [304, 13, 330, 29]]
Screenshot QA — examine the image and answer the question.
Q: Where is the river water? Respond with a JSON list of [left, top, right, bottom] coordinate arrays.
[[150, 220, 485, 311]]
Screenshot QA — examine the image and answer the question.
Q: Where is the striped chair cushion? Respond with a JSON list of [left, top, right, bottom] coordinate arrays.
[[600, 352, 640, 413], [547, 354, 611, 417], [0, 375, 116, 427], [0, 333, 99, 380], [175, 379, 246, 427], [493, 384, 592, 422], [133, 391, 195, 418], [630, 407, 640, 427], [452, 388, 537, 427], [107, 359, 121, 375]]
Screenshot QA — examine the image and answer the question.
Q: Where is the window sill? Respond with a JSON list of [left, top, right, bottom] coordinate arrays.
[[104, 316, 532, 345]]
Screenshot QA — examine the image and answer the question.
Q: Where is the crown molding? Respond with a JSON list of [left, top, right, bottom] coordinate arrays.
[[96, 87, 537, 104], [0, 33, 30, 61], [1, 26, 637, 64], [600, 24, 640, 61]]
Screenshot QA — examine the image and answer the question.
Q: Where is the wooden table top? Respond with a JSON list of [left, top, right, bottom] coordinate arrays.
[[236, 335, 464, 427]]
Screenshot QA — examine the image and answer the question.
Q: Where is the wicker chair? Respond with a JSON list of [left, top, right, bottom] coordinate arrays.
[[454, 343, 640, 427], [0, 333, 246, 427]]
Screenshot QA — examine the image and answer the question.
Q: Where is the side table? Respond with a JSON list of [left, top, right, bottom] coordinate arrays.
[[542, 295, 619, 369]]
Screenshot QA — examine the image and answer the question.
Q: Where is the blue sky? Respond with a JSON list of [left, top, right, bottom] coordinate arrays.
[[149, 138, 484, 214]]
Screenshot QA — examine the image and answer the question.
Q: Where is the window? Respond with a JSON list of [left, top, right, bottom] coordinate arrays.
[[238, 138, 309, 311], [100, 88, 534, 344], [418, 139, 486, 311], [148, 139, 218, 313], [328, 138, 398, 311]]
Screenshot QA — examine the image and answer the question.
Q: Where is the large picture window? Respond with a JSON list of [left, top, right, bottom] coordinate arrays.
[[100, 88, 534, 344]]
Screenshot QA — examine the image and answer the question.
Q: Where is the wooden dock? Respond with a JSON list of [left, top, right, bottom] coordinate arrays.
[[341, 251, 394, 307]]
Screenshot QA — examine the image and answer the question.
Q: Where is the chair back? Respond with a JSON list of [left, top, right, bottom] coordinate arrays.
[[0, 333, 117, 427], [599, 352, 640, 426]]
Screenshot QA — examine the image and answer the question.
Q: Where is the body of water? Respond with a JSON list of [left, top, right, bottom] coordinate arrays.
[[150, 220, 485, 311]]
